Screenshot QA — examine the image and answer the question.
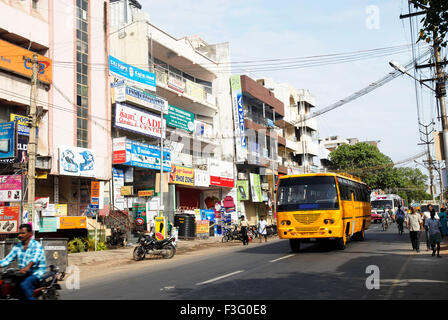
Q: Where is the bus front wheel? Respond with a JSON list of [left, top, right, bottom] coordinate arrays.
[[289, 239, 301, 252]]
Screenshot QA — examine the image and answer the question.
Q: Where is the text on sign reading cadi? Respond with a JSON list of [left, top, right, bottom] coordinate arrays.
[[118, 110, 161, 135]]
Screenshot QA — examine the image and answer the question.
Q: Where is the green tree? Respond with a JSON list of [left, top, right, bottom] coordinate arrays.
[[394, 167, 433, 203], [411, 0, 448, 48], [328, 143, 401, 190]]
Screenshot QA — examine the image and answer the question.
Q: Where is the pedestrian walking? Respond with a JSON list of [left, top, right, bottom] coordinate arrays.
[[422, 204, 439, 251], [239, 215, 250, 245], [424, 211, 443, 257], [405, 207, 423, 252], [438, 207, 447, 238], [258, 216, 268, 243]]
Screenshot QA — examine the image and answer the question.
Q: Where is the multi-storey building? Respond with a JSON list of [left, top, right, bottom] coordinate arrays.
[[109, 0, 236, 227], [257, 78, 321, 175], [0, 0, 110, 235], [230, 75, 284, 225]]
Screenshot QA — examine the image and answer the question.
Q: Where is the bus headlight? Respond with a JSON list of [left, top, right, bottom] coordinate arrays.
[[281, 220, 286, 225], [286, 220, 291, 225], [324, 219, 335, 224], [324, 219, 329, 224]]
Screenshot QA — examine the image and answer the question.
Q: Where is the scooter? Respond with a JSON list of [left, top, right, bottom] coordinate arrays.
[[0, 265, 62, 300]]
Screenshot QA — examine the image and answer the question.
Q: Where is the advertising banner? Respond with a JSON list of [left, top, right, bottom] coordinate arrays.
[[112, 137, 126, 164], [10, 114, 31, 136], [0, 206, 19, 234], [230, 75, 247, 163], [54, 204, 68, 217], [165, 104, 195, 133], [169, 166, 194, 186], [237, 180, 250, 201], [115, 83, 168, 113], [0, 121, 16, 159], [0, 175, 22, 202], [59, 216, 87, 229], [0, 39, 52, 84], [0, 135, 28, 165], [209, 159, 234, 188], [113, 168, 125, 210], [185, 79, 205, 101], [196, 220, 209, 235], [115, 102, 164, 139], [59, 146, 95, 177], [155, 216, 166, 240], [167, 74, 185, 93], [194, 169, 210, 187], [249, 174, 263, 202], [109, 55, 156, 92], [194, 120, 213, 139]]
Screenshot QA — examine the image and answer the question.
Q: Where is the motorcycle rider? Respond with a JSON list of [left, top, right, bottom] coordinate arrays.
[[382, 209, 391, 229], [0, 224, 47, 300]]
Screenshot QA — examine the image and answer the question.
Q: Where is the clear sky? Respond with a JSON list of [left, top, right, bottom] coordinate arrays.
[[139, 0, 441, 169]]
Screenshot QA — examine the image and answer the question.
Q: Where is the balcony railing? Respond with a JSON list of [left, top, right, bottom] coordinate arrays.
[[154, 64, 215, 106]]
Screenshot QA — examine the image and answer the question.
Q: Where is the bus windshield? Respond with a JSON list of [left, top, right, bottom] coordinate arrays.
[[371, 200, 393, 210], [277, 176, 339, 212]]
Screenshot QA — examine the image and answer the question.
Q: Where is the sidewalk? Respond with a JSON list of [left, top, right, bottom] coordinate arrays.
[[68, 236, 232, 267]]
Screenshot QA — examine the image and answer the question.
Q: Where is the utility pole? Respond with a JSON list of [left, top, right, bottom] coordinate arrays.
[[418, 121, 435, 200], [28, 53, 38, 237]]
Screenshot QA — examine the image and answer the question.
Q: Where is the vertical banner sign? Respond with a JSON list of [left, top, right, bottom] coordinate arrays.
[[155, 216, 166, 240], [249, 174, 263, 202], [230, 75, 247, 163], [0, 122, 16, 159], [91, 181, 100, 209]]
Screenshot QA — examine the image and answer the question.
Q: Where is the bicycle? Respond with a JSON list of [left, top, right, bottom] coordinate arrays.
[[382, 217, 390, 231]]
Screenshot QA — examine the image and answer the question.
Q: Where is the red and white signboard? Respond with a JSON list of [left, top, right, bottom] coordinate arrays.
[[115, 102, 164, 138], [0, 206, 20, 234], [208, 159, 234, 188], [113, 137, 127, 164]]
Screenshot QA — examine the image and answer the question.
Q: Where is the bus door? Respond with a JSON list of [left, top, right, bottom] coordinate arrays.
[[346, 191, 356, 237]]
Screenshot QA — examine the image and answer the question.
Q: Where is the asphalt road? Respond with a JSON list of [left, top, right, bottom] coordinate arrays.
[[61, 222, 448, 300]]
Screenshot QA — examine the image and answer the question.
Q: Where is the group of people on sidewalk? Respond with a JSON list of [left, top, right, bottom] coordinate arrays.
[[239, 215, 269, 245], [405, 204, 447, 257]]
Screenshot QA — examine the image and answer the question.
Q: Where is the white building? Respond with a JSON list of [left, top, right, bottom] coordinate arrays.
[[257, 78, 321, 174]]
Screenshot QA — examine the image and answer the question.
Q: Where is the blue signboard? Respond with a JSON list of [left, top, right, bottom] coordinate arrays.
[[0, 121, 16, 159], [125, 140, 171, 172], [109, 55, 156, 92]]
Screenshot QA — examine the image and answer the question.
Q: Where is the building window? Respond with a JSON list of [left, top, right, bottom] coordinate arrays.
[[76, 0, 88, 148]]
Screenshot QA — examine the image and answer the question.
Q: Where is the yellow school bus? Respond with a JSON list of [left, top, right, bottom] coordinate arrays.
[[276, 173, 371, 252]]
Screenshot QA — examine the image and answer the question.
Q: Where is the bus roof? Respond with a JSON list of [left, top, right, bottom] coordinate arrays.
[[279, 172, 366, 185]]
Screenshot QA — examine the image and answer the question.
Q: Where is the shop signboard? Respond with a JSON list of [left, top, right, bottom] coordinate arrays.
[[0, 206, 19, 234], [115, 102, 164, 139], [59, 216, 87, 229], [249, 173, 263, 203], [185, 79, 205, 102], [112, 137, 126, 164], [0, 175, 22, 202], [0, 135, 28, 165], [230, 75, 247, 163], [194, 120, 213, 139], [194, 169, 210, 187], [0, 121, 16, 160], [165, 104, 195, 133], [138, 190, 154, 197], [59, 146, 95, 177], [126, 139, 171, 172], [39, 217, 59, 233], [120, 186, 133, 196], [167, 74, 185, 93], [169, 166, 194, 186], [208, 159, 234, 188], [109, 55, 156, 92], [114, 83, 168, 114], [237, 180, 250, 201], [42, 204, 56, 217], [0, 39, 52, 84]]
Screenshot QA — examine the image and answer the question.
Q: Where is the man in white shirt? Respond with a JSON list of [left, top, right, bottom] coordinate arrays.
[[258, 216, 268, 243]]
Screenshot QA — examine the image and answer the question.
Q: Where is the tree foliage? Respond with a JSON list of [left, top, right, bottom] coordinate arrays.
[[328, 143, 432, 202], [411, 0, 448, 48]]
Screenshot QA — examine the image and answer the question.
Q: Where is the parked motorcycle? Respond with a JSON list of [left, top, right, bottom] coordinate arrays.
[[0, 265, 62, 300], [107, 227, 125, 247], [133, 233, 176, 261]]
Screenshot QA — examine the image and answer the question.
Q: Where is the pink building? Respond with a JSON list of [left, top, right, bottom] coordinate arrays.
[[0, 0, 111, 219]]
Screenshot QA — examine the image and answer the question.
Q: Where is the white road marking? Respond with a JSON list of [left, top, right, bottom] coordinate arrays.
[[195, 270, 244, 286], [269, 254, 295, 263], [160, 286, 176, 291]]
